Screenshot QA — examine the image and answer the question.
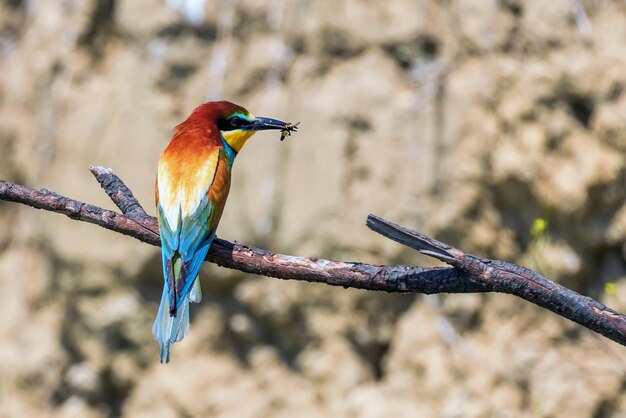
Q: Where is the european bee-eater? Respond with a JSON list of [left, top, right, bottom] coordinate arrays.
[[154, 101, 297, 363]]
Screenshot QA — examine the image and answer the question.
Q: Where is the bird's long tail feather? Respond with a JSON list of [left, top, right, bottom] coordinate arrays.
[[152, 278, 202, 363]]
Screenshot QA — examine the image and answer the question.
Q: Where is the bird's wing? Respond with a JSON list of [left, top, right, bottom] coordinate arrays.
[[157, 148, 222, 314]]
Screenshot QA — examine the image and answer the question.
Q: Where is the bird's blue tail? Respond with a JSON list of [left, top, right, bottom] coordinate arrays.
[[152, 278, 202, 363]]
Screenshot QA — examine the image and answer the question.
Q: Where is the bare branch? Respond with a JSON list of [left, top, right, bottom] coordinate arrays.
[[89, 165, 148, 218], [367, 215, 626, 346], [1, 167, 625, 347], [0, 175, 474, 293]]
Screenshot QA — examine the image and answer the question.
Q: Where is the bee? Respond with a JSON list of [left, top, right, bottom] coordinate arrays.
[[280, 121, 300, 141]]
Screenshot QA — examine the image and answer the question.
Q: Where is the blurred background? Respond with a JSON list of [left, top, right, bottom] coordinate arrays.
[[1, 0, 626, 417]]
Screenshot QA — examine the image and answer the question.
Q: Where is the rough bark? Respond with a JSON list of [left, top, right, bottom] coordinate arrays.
[[0, 167, 624, 346]]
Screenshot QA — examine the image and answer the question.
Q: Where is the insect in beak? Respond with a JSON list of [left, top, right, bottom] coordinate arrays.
[[280, 121, 300, 141]]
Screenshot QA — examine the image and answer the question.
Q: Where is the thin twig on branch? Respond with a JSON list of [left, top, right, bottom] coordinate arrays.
[[0, 167, 625, 347]]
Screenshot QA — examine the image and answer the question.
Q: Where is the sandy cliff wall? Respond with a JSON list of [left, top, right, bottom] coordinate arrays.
[[1, 1, 626, 417]]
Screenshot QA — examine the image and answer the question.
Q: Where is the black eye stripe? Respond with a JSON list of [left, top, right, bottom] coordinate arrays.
[[217, 116, 251, 131]]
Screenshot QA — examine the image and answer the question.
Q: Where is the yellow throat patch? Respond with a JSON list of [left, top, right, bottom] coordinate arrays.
[[221, 129, 256, 153]]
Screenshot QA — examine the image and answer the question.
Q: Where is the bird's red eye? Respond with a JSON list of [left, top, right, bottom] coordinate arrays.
[[231, 118, 241, 128]]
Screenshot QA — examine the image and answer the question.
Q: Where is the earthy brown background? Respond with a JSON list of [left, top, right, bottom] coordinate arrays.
[[1, 0, 626, 417]]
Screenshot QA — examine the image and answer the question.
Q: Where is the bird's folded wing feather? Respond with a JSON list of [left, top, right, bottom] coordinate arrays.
[[156, 148, 221, 312]]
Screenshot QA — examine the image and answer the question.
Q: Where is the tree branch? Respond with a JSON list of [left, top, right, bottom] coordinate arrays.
[[367, 215, 626, 346], [0, 167, 625, 347]]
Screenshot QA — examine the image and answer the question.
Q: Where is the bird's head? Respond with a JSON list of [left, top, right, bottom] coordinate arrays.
[[187, 101, 295, 154]]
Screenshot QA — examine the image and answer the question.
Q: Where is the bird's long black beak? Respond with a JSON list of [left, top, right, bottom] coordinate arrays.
[[244, 116, 292, 131]]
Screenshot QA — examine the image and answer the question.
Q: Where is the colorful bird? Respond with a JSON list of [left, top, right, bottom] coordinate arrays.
[[154, 101, 297, 363]]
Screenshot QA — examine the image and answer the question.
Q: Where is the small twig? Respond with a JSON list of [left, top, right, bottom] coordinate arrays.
[[0, 167, 625, 347], [89, 165, 148, 218], [366, 215, 456, 262]]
